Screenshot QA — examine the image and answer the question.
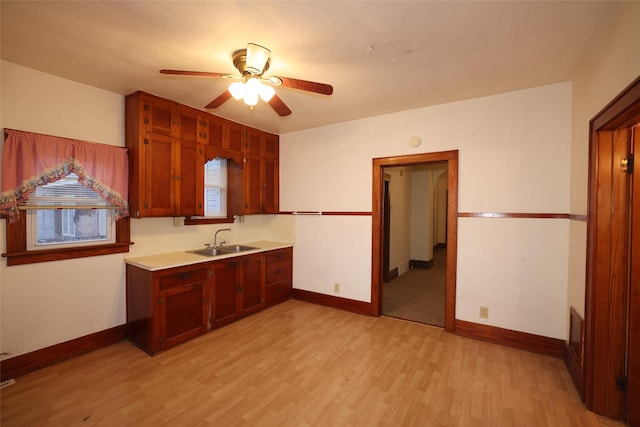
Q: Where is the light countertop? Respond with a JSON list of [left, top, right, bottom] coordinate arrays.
[[124, 240, 293, 271]]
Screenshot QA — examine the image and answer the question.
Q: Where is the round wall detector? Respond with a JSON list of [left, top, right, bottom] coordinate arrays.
[[409, 136, 422, 147]]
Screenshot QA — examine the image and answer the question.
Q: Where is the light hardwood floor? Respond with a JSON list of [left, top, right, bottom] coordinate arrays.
[[0, 300, 625, 426]]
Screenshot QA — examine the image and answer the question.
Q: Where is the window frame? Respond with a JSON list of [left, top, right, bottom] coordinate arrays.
[[2, 212, 131, 266], [184, 149, 242, 226]]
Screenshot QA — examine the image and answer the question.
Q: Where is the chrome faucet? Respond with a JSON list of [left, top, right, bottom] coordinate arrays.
[[214, 228, 231, 248]]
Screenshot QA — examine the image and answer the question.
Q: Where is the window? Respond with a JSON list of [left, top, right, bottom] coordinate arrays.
[[2, 129, 131, 266], [25, 174, 115, 250], [204, 158, 227, 218]]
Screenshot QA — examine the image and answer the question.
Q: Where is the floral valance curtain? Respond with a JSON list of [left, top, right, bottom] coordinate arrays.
[[1, 128, 129, 223]]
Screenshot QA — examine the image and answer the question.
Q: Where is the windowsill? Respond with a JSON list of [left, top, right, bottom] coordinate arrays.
[[184, 216, 235, 225], [2, 242, 133, 266]]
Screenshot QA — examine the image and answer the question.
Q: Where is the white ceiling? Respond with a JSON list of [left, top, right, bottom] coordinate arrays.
[[1, 1, 622, 135]]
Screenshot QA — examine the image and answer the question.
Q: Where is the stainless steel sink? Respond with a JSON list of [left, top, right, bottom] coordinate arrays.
[[187, 244, 258, 257], [188, 247, 228, 257], [218, 244, 258, 253]]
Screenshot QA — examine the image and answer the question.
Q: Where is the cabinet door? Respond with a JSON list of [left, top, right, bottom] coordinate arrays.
[[245, 128, 262, 156], [176, 106, 199, 143], [143, 95, 174, 136], [263, 156, 279, 214], [158, 267, 208, 350], [176, 139, 204, 216], [228, 122, 244, 153], [240, 255, 264, 315], [144, 133, 175, 216], [243, 155, 262, 214], [263, 133, 279, 159], [207, 115, 225, 149], [212, 261, 240, 327]]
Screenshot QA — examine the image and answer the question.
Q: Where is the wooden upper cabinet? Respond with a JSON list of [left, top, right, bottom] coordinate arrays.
[[176, 139, 204, 216], [126, 91, 204, 217], [242, 129, 279, 214], [143, 133, 175, 217], [263, 133, 279, 159], [227, 121, 244, 153], [143, 96, 174, 136], [175, 106, 200, 144], [126, 91, 279, 218], [205, 116, 244, 155], [206, 114, 225, 149], [245, 128, 262, 156]]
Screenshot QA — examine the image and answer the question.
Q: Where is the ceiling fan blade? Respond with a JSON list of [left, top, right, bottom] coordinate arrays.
[[275, 76, 333, 96], [205, 91, 232, 109], [268, 94, 292, 117], [160, 69, 233, 78]]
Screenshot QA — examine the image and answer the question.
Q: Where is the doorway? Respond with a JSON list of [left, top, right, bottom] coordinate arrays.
[[381, 163, 448, 327], [584, 76, 640, 425], [371, 150, 458, 333]]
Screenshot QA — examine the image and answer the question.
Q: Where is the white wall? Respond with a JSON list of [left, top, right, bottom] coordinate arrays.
[[409, 167, 432, 263], [387, 168, 411, 275], [0, 61, 293, 359], [281, 82, 572, 339], [568, 1, 640, 319]]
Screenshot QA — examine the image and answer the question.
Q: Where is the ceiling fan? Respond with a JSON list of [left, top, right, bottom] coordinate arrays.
[[160, 43, 333, 117]]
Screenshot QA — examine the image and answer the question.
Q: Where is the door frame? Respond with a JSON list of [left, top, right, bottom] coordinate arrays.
[[584, 75, 640, 418], [371, 150, 458, 332]]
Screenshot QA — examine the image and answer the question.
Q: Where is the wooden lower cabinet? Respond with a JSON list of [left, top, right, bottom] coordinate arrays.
[[211, 260, 240, 328], [211, 254, 265, 327], [127, 247, 291, 355], [126, 263, 210, 355], [265, 248, 293, 307]]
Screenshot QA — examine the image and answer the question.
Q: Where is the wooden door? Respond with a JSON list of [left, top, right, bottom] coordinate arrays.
[[262, 156, 279, 214], [240, 255, 264, 315], [160, 280, 207, 350], [245, 128, 262, 156], [158, 266, 208, 350], [585, 76, 640, 425], [244, 155, 262, 214], [143, 95, 174, 137], [228, 122, 244, 153], [587, 128, 631, 418], [212, 261, 240, 327], [176, 106, 199, 143], [207, 115, 225, 149], [626, 125, 639, 426], [144, 133, 175, 216], [176, 139, 203, 216]]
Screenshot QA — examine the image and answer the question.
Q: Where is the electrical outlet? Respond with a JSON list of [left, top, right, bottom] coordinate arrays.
[[479, 306, 489, 319], [334, 283, 340, 293]]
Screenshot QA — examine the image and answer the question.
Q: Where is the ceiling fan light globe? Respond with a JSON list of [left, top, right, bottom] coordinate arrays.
[[244, 91, 259, 106], [260, 85, 275, 102], [229, 81, 245, 100], [245, 77, 262, 93]]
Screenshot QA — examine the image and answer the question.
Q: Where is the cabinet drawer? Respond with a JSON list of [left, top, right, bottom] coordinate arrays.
[[159, 268, 208, 291], [265, 248, 292, 264], [266, 260, 292, 285], [265, 280, 292, 306]]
